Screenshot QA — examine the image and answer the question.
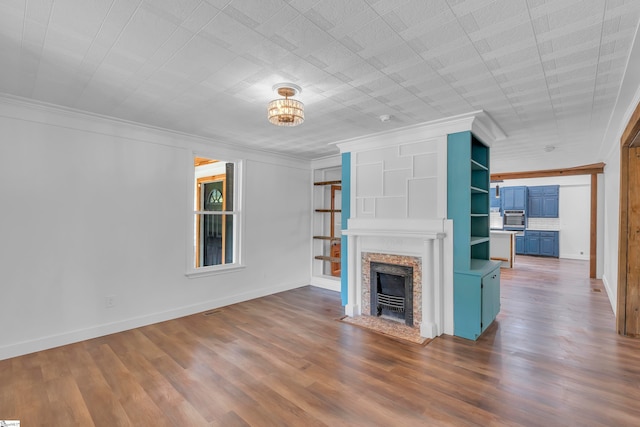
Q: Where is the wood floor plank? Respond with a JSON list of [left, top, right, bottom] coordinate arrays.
[[3, 256, 640, 425]]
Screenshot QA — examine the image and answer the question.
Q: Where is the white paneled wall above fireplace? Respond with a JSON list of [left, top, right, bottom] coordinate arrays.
[[353, 136, 447, 220]]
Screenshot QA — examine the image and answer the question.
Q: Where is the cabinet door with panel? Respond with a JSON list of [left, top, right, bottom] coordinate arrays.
[[525, 230, 540, 255], [501, 187, 514, 210], [513, 186, 527, 211], [481, 266, 500, 333], [454, 264, 501, 340], [540, 231, 558, 257], [527, 187, 543, 217], [528, 185, 559, 218], [515, 234, 525, 254], [502, 186, 527, 210], [542, 186, 559, 217]]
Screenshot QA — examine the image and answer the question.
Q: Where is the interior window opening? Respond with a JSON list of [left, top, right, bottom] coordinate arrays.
[[194, 156, 236, 268]]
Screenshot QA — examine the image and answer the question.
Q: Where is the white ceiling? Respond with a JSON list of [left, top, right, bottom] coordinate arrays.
[[1, 0, 639, 172]]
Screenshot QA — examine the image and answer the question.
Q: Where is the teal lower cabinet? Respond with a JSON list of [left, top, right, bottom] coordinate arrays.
[[454, 260, 501, 340]]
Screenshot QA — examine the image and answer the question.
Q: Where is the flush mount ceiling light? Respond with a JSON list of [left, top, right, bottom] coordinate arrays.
[[267, 83, 304, 127]]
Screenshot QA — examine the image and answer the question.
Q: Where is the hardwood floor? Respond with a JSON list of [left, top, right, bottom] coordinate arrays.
[[3, 256, 640, 426]]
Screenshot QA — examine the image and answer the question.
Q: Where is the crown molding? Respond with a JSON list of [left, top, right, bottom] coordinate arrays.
[[0, 93, 312, 169], [332, 110, 506, 153]]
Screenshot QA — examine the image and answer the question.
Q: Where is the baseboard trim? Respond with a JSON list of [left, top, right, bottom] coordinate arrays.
[[559, 253, 590, 261], [602, 274, 616, 314], [310, 276, 341, 292], [0, 281, 307, 361]]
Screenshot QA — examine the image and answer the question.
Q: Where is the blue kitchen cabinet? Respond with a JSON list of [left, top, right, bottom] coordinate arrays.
[[540, 231, 559, 257], [525, 230, 540, 255], [523, 230, 558, 257], [515, 234, 525, 254], [501, 186, 527, 211], [528, 185, 559, 218]]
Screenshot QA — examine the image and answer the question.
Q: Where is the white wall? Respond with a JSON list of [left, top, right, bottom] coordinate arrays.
[[351, 137, 447, 220], [602, 148, 621, 312], [0, 97, 312, 360]]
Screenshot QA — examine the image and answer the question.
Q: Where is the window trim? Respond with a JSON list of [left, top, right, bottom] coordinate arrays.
[[185, 153, 244, 278]]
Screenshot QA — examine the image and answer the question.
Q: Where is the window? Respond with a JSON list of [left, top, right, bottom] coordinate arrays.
[[188, 156, 242, 275]]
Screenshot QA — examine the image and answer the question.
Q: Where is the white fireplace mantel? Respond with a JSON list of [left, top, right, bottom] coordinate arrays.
[[343, 218, 452, 338], [343, 218, 446, 240]]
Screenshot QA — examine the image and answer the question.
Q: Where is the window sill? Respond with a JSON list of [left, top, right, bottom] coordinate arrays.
[[185, 264, 246, 278]]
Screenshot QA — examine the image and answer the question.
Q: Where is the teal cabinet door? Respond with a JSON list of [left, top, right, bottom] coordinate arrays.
[[481, 267, 500, 332]]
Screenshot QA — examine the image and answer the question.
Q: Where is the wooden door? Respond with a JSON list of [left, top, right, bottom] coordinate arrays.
[[618, 101, 640, 336], [623, 146, 640, 334]]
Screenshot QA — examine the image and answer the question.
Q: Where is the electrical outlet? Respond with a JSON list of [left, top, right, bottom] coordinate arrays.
[[105, 295, 116, 308]]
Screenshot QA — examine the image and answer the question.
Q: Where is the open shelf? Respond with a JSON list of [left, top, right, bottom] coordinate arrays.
[[470, 236, 490, 245], [313, 173, 342, 279], [314, 180, 341, 186], [314, 255, 341, 262], [471, 159, 488, 170], [471, 186, 488, 194], [313, 236, 341, 242]]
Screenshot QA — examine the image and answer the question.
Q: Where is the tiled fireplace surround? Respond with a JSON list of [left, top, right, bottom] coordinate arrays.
[[361, 252, 422, 327]]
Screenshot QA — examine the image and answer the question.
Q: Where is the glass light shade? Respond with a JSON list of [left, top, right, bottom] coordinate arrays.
[[267, 98, 304, 126]]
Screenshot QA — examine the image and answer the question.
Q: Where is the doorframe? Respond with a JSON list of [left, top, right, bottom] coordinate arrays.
[[491, 163, 604, 278], [617, 101, 640, 336]]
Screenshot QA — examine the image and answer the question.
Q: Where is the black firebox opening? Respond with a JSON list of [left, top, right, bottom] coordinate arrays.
[[370, 262, 413, 326]]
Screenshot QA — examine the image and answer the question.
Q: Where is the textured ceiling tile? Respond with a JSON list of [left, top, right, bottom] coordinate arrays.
[[310, 0, 371, 28], [303, 8, 335, 31], [475, 21, 534, 52], [113, 7, 179, 58], [181, 3, 221, 32], [274, 14, 335, 55], [348, 17, 405, 58], [471, 0, 529, 28], [393, 0, 453, 28], [254, 5, 300, 37], [546, 0, 604, 30], [383, 10, 409, 32], [223, 0, 287, 27], [552, 46, 600, 69], [457, 13, 480, 33], [145, 27, 197, 69], [370, 43, 418, 70], [365, 0, 414, 16], [490, 46, 540, 73], [414, 19, 468, 52]]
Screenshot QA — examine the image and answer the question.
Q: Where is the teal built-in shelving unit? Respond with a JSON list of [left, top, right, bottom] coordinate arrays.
[[447, 131, 501, 340]]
